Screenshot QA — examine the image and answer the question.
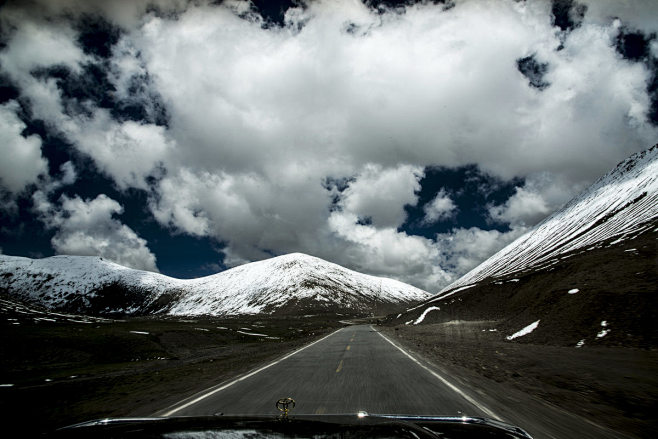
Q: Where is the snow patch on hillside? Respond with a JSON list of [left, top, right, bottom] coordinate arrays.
[[506, 320, 540, 340], [413, 306, 441, 325]]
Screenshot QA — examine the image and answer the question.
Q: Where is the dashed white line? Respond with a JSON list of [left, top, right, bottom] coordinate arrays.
[[156, 327, 344, 417]]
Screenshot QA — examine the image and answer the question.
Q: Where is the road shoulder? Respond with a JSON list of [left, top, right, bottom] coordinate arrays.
[[379, 323, 643, 439]]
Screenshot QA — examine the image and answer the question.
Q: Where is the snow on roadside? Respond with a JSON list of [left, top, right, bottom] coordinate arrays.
[[413, 306, 441, 325], [506, 320, 540, 340]]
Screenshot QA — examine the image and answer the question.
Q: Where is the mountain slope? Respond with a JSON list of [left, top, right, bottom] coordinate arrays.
[[0, 252, 430, 316], [439, 144, 657, 297], [390, 145, 658, 348]]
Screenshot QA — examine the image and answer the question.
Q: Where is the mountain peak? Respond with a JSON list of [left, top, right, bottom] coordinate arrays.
[[268, 252, 323, 266], [1, 252, 429, 316]]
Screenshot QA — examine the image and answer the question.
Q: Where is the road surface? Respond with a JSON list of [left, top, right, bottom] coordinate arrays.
[[157, 324, 496, 418]]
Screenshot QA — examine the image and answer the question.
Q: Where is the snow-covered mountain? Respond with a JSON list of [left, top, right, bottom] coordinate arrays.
[[0, 252, 430, 316], [390, 145, 657, 348], [436, 144, 658, 298]]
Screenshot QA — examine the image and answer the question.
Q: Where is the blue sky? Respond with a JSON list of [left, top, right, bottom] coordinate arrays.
[[1, 0, 657, 291]]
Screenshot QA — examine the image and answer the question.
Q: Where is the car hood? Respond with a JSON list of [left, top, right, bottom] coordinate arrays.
[[54, 413, 533, 438]]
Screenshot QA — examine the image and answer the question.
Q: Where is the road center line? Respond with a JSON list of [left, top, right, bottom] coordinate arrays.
[[336, 359, 344, 373], [372, 325, 501, 420], [156, 327, 344, 417], [346, 345, 350, 350]]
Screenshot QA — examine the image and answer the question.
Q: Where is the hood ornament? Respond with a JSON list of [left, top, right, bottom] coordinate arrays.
[[276, 397, 296, 419]]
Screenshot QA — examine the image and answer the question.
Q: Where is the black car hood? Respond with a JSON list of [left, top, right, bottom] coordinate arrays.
[[54, 413, 533, 438]]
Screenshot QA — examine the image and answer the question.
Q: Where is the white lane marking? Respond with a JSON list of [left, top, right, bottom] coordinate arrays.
[[372, 325, 501, 420], [157, 327, 344, 416]]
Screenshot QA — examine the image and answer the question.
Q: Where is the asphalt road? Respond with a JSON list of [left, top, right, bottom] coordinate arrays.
[[158, 324, 496, 418]]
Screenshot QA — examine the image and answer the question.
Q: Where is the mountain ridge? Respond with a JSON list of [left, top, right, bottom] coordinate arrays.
[[436, 144, 658, 297], [389, 144, 658, 348], [0, 251, 430, 316]]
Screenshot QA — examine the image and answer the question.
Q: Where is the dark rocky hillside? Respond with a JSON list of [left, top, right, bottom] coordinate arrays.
[[389, 219, 657, 348]]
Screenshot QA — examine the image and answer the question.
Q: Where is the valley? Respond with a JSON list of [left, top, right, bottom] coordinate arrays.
[[0, 146, 656, 438], [4, 306, 652, 438]]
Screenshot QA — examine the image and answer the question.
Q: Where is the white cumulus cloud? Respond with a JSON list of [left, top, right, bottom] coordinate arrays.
[[327, 209, 453, 290], [340, 164, 424, 228], [436, 226, 528, 276], [423, 189, 457, 224], [489, 172, 586, 227], [33, 192, 158, 272], [1, 0, 657, 290], [0, 101, 47, 193]]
